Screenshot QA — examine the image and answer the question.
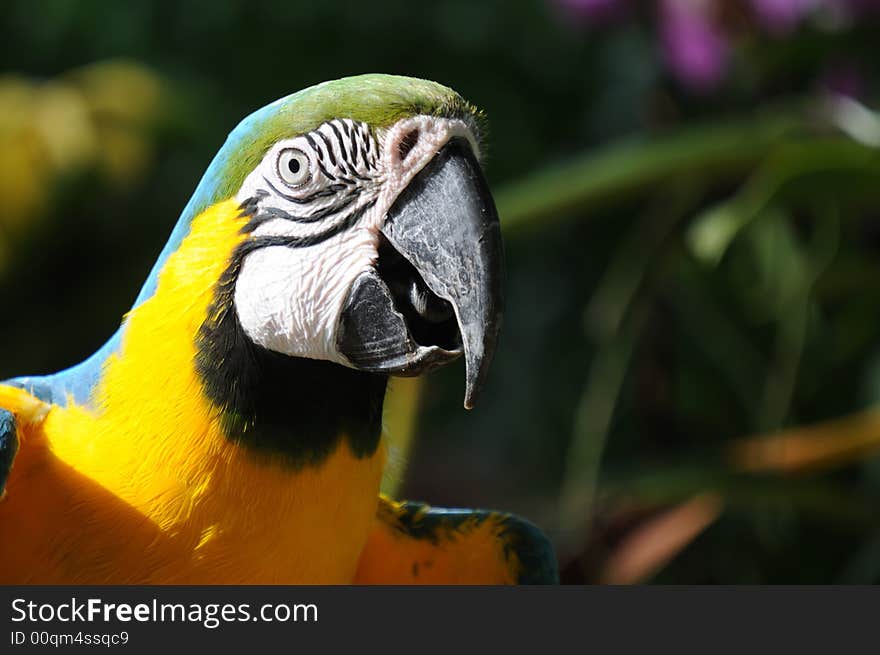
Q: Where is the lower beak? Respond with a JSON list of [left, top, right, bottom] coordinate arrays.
[[337, 138, 504, 409]]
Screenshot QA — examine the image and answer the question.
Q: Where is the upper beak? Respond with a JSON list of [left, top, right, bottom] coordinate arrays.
[[337, 138, 504, 409]]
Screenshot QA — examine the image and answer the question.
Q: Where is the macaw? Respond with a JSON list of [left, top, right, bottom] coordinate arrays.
[[0, 74, 557, 584]]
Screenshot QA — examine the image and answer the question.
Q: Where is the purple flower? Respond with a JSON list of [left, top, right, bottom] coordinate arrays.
[[659, 0, 730, 91]]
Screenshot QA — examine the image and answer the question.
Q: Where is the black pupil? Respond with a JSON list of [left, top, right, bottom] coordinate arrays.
[[287, 157, 301, 175]]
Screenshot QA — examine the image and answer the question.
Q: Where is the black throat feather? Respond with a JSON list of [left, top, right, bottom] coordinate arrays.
[[194, 201, 388, 468]]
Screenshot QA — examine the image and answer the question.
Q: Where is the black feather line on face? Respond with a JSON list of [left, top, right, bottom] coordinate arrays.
[[316, 160, 337, 181], [317, 131, 338, 167], [237, 190, 268, 216], [196, 198, 386, 467], [261, 177, 348, 205], [350, 129, 361, 168], [295, 120, 379, 184], [240, 196, 374, 238], [328, 121, 346, 151], [328, 122, 357, 176], [305, 133, 323, 162], [302, 191, 359, 221]]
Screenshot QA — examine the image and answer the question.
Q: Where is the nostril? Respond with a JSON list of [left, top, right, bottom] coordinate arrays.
[[397, 129, 419, 162]]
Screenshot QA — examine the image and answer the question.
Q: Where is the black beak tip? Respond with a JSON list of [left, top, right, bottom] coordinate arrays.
[[462, 317, 501, 410], [464, 390, 478, 410]]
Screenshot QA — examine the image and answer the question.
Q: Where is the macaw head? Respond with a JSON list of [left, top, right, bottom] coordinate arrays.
[[163, 75, 502, 418]]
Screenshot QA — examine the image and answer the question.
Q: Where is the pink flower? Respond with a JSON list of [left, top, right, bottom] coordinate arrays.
[[659, 0, 730, 91]]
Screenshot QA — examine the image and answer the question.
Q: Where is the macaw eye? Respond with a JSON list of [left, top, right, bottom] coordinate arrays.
[[277, 148, 311, 187]]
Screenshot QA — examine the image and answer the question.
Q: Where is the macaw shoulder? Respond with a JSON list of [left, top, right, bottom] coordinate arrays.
[[0, 382, 52, 424], [0, 197, 248, 479], [355, 496, 559, 584], [0, 382, 54, 497]]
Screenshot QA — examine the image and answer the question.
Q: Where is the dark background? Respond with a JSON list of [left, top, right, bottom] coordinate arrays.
[[3, 0, 880, 583]]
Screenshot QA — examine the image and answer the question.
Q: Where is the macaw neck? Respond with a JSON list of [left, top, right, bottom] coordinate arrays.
[[93, 197, 387, 468], [38, 198, 388, 565]]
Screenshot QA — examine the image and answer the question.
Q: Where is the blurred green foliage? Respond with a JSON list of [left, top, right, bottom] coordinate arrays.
[[3, 0, 880, 583]]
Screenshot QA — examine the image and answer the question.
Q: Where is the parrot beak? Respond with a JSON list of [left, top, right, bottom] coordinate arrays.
[[337, 137, 504, 409]]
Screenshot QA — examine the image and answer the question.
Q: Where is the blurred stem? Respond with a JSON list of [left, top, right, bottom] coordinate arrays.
[[380, 377, 424, 496], [584, 184, 700, 339], [557, 317, 642, 544], [759, 294, 809, 432], [730, 408, 880, 475], [557, 185, 696, 546], [837, 530, 880, 583], [671, 255, 767, 420], [758, 203, 840, 431], [598, 493, 724, 584], [612, 466, 879, 526], [688, 138, 877, 265], [498, 101, 880, 240], [497, 109, 804, 236]]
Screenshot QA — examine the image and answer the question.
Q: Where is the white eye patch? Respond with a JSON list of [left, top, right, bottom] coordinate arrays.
[[231, 115, 479, 366]]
